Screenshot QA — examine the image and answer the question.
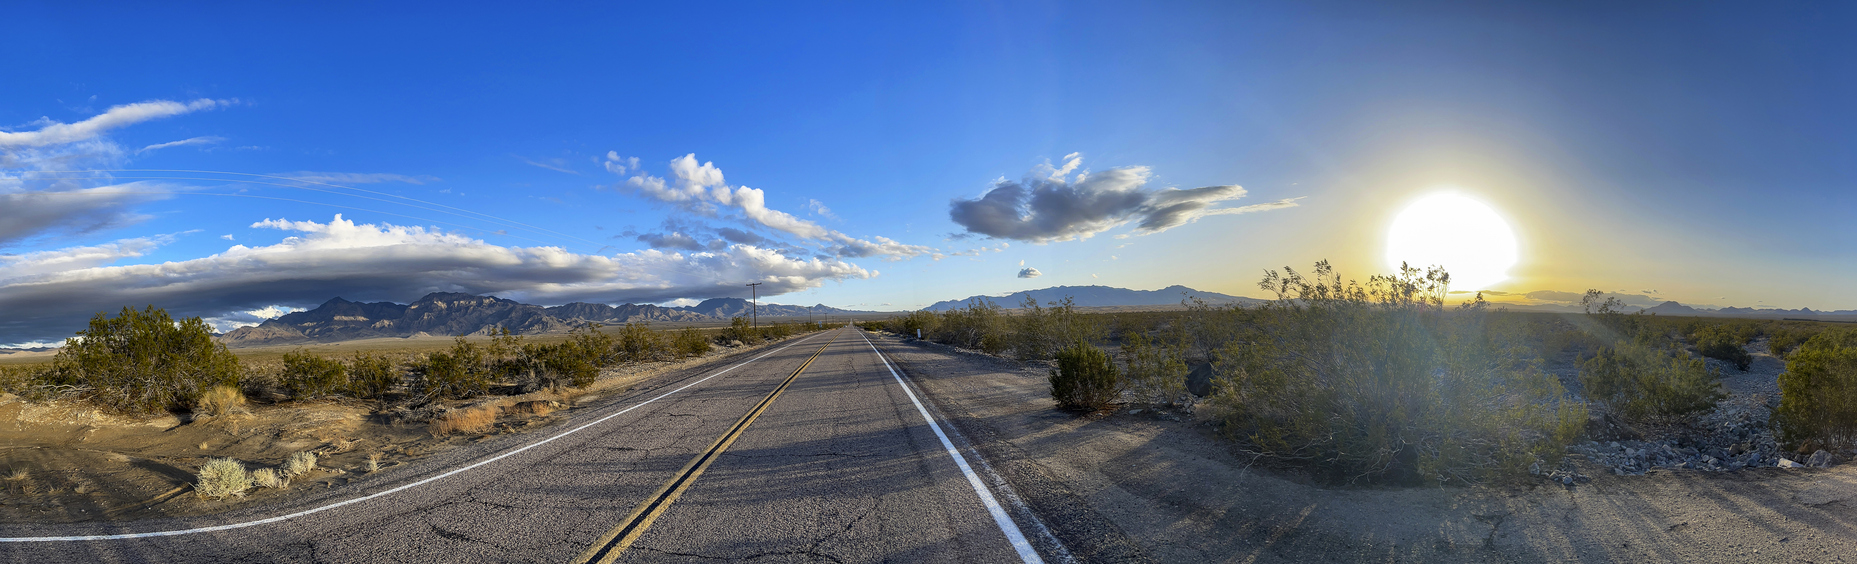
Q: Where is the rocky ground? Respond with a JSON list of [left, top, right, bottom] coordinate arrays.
[[1552, 337, 1845, 482]]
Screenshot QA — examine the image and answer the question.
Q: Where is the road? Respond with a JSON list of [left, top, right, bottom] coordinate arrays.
[[0, 327, 1057, 563]]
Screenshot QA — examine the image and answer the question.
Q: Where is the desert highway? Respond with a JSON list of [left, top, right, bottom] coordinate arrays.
[[0, 327, 1064, 563]]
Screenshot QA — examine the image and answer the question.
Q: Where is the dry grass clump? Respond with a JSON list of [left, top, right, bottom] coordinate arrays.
[[429, 405, 498, 436], [365, 453, 382, 473], [251, 468, 288, 489], [195, 458, 253, 499], [283, 451, 317, 478], [196, 385, 246, 417], [506, 400, 557, 416]]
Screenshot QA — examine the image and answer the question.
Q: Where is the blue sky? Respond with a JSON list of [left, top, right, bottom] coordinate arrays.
[[3, 2, 1853, 345]]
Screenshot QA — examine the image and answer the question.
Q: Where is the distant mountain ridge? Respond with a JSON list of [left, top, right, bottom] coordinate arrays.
[[219, 293, 875, 346], [924, 285, 1259, 312]]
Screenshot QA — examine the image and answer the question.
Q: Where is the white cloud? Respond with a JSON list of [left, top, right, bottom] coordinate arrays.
[[203, 305, 296, 333], [1018, 267, 1042, 278], [137, 136, 225, 154], [0, 99, 231, 148], [949, 153, 1301, 242], [0, 215, 875, 344], [615, 153, 932, 261]]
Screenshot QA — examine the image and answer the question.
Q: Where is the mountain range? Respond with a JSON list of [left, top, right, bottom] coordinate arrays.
[[219, 292, 871, 346], [923, 285, 1258, 312]]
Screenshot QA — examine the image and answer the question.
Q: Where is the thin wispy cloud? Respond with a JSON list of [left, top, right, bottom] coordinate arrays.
[[0, 98, 231, 148], [137, 136, 225, 154], [278, 172, 439, 185], [519, 155, 580, 175], [949, 153, 1300, 243]]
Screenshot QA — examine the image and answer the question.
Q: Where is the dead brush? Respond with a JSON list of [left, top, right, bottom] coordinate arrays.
[[429, 405, 498, 436], [283, 451, 317, 478], [506, 400, 558, 417], [194, 458, 253, 499], [251, 468, 288, 489], [365, 453, 382, 473], [195, 385, 246, 418]]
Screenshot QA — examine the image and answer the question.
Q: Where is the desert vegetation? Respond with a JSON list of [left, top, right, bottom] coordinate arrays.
[[2, 310, 838, 412], [878, 261, 1852, 485]]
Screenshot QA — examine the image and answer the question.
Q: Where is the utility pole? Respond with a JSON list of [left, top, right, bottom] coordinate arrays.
[[746, 282, 762, 328]]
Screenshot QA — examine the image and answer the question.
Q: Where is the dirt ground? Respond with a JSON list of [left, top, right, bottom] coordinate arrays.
[[0, 339, 793, 525], [871, 330, 1857, 563]]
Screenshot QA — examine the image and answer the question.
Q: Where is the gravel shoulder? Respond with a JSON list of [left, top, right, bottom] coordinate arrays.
[[870, 331, 1857, 563]]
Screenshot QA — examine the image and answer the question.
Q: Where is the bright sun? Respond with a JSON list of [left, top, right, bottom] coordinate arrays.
[[1385, 192, 1518, 291]]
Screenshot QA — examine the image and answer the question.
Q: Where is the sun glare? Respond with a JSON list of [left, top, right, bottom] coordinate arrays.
[[1384, 192, 1518, 291]]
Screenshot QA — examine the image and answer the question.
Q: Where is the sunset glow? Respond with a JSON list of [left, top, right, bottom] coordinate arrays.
[[1385, 193, 1519, 292]]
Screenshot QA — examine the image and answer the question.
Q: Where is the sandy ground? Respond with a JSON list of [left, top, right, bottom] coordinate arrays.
[[871, 331, 1857, 563], [0, 338, 800, 524]]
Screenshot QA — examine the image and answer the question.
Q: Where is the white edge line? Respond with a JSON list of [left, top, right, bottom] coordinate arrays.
[[0, 331, 830, 543], [856, 329, 1045, 564]]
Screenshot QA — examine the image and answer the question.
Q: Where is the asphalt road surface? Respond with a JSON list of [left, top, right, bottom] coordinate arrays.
[[0, 327, 1057, 563]]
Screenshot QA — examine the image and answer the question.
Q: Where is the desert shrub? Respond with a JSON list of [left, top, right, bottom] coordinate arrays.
[[1769, 326, 1823, 358], [1050, 342, 1122, 411], [978, 332, 1010, 356], [723, 317, 758, 345], [1122, 331, 1188, 407], [1012, 296, 1104, 361], [46, 306, 242, 414], [430, 405, 498, 436], [1207, 262, 1585, 485], [1775, 329, 1857, 450], [614, 323, 669, 362], [283, 451, 318, 477], [195, 458, 253, 499], [347, 352, 399, 399], [195, 385, 246, 417], [1579, 343, 1724, 422], [279, 350, 349, 399], [366, 453, 382, 473], [672, 328, 711, 358], [530, 341, 599, 391], [416, 338, 491, 399], [1690, 326, 1753, 371], [251, 468, 287, 489], [894, 310, 940, 338], [933, 298, 1004, 350]]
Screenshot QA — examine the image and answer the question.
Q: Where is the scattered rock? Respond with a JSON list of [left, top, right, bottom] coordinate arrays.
[[1779, 459, 1802, 469], [1808, 450, 1835, 468]]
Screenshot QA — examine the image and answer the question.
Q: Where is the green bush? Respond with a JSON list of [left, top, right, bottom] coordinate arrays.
[[1769, 326, 1824, 358], [723, 317, 757, 344], [1207, 262, 1585, 485], [279, 350, 348, 399], [1121, 331, 1187, 407], [1691, 326, 1753, 371], [672, 328, 711, 358], [1775, 329, 1857, 450], [44, 306, 242, 414], [1050, 342, 1121, 411], [614, 323, 668, 362], [347, 352, 399, 399], [1579, 343, 1724, 422], [417, 338, 490, 399], [1012, 296, 1103, 361]]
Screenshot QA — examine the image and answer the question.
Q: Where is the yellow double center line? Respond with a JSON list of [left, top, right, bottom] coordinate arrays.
[[574, 329, 842, 564]]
